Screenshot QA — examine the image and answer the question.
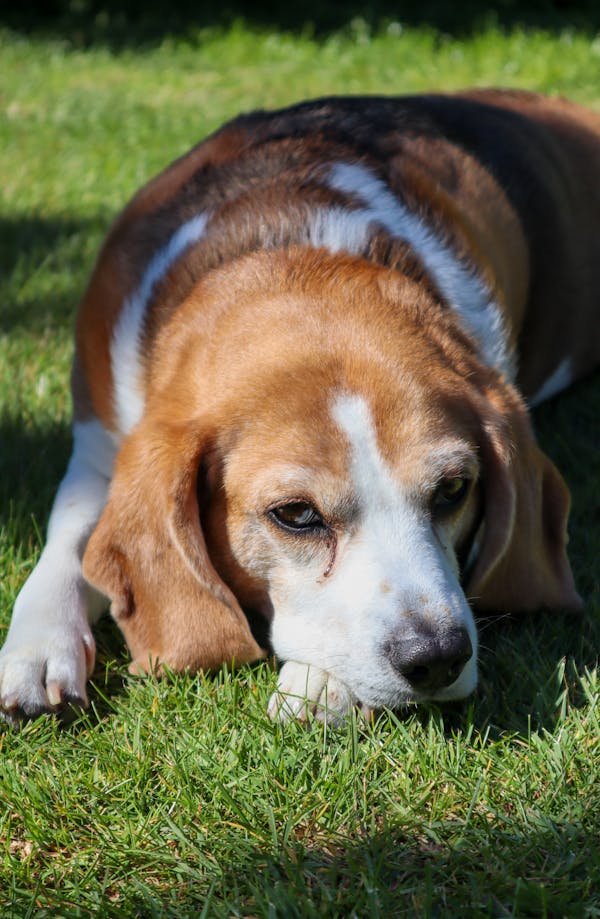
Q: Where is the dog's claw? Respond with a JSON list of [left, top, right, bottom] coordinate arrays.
[[46, 682, 62, 707]]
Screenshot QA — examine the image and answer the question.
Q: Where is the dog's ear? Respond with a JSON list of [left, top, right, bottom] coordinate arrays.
[[82, 415, 265, 674], [466, 389, 583, 614]]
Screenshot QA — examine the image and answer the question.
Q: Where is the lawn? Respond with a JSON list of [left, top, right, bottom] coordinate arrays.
[[1, 11, 599, 917]]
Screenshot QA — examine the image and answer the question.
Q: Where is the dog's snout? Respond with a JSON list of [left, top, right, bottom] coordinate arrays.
[[385, 627, 473, 692]]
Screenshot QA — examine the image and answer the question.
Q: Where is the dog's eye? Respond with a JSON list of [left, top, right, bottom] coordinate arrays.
[[269, 502, 325, 532], [432, 476, 471, 513]]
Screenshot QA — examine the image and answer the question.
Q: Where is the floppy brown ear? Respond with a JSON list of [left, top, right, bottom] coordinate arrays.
[[466, 390, 583, 613], [82, 416, 265, 674]]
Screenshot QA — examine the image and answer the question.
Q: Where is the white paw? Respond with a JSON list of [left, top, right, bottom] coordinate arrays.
[[0, 623, 95, 722], [267, 661, 357, 725]]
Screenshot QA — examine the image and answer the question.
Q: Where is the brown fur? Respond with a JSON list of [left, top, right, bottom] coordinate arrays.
[[83, 413, 264, 673]]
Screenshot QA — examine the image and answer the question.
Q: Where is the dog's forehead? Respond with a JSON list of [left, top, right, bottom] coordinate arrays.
[[332, 392, 476, 494], [222, 378, 474, 506], [222, 384, 353, 504]]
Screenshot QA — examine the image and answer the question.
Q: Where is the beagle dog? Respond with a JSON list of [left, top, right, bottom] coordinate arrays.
[[2, 89, 599, 724]]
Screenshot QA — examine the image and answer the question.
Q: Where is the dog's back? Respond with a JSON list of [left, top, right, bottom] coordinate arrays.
[[76, 90, 600, 431]]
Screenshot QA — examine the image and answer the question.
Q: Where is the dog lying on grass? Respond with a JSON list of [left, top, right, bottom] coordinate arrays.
[[2, 89, 598, 724]]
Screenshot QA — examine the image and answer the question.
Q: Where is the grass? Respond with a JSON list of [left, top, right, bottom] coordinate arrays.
[[1, 16, 599, 918]]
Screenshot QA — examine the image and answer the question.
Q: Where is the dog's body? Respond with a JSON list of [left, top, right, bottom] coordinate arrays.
[[2, 89, 599, 722]]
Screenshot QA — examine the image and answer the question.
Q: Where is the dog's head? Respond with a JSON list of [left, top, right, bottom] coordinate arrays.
[[83, 250, 581, 706]]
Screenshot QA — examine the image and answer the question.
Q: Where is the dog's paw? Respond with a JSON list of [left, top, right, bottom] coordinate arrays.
[[267, 661, 357, 725], [0, 624, 95, 724]]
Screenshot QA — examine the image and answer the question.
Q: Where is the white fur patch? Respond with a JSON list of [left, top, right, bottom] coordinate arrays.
[[111, 213, 209, 435], [529, 357, 574, 406], [311, 162, 515, 381], [330, 394, 475, 639], [0, 420, 114, 719]]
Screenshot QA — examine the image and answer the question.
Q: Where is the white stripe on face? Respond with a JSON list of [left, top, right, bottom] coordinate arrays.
[[110, 213, 209, 435], [270, 393, 478, 709], [309, 162, 514, 382]]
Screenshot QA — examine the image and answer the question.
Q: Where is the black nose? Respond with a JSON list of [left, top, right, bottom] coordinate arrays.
[[385, 627, 473, 693]]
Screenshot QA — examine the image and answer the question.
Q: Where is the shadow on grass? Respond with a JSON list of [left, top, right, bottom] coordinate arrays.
[[237, 823, 596, 915], [0, 415, 72, 542], [118, 819, 597, 915], [0, 214, 109, 335], [1, 0, 600, 50]]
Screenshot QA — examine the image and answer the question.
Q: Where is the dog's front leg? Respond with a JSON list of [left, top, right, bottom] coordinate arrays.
[[0, 419, 114, 721]]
